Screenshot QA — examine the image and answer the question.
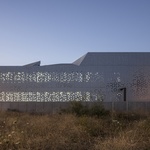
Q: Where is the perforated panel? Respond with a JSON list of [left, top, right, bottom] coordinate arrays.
[[0, 53, 150, 102]]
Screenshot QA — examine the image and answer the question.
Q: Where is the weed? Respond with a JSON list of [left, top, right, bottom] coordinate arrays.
[[62, 101, 110, 117], [0, 110, 149, 150]]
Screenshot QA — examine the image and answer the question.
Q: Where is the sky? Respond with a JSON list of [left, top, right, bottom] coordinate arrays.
[[0, 0, 150, 66]]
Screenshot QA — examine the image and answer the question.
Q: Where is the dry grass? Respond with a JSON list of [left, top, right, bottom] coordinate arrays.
[[0, 111, 150, 150]]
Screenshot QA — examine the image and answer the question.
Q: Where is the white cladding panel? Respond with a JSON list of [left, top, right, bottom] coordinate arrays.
[[0, 53, 150, 102]]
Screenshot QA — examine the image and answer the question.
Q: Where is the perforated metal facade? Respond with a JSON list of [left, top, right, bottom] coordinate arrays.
[[0, 52, 150, 102]]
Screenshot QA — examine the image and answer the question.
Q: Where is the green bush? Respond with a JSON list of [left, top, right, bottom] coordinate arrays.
[[89, 104, 110, 117], [62, 101, 109, 117], [69, 101, 89, 116]]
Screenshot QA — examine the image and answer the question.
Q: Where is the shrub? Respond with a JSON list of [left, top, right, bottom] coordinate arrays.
[[62, 101, 110, 117], [89, 104, 110, 117], [69, 101, 89, 116]]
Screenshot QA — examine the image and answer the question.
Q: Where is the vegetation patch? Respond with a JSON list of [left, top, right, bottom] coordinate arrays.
[[62, 101, 110, 117], [0, 107, 149, 150]]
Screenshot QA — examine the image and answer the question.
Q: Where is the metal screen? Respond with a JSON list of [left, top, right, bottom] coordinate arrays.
[[0, 52, 150, 102]]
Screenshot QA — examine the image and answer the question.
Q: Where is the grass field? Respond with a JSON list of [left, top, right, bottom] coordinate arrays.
[[0, 107, 150, 150]]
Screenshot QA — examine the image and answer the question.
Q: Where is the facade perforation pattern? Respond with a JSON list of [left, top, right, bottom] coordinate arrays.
[[1, 52, 150, 102]]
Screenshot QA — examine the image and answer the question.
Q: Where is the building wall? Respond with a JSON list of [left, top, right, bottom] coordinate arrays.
[[0, 62, 150, 102]]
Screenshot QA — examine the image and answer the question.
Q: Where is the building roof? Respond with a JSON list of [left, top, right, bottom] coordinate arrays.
[[23, 61, 41, 67], [73, 52, 150, 66]]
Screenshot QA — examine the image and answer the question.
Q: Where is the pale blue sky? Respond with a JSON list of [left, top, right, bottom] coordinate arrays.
[[0, 0, 150, 66]]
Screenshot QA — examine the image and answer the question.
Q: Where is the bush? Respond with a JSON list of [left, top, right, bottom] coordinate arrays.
[[89, 104, 110, 117], [62, 101, 110, 117], [69, 101, 89, 116]]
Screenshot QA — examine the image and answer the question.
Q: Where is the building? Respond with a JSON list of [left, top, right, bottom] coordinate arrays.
[[0, 52, 150, 103]]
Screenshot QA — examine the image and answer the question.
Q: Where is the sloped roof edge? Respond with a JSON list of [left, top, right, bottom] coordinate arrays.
[[23, 61, 41, 67], [72, 53, 88, 66], [73, 52, 150, 66]]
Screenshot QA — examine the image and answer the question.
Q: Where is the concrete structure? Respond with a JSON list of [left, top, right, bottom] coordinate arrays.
[[0, 52, 150, 112]]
